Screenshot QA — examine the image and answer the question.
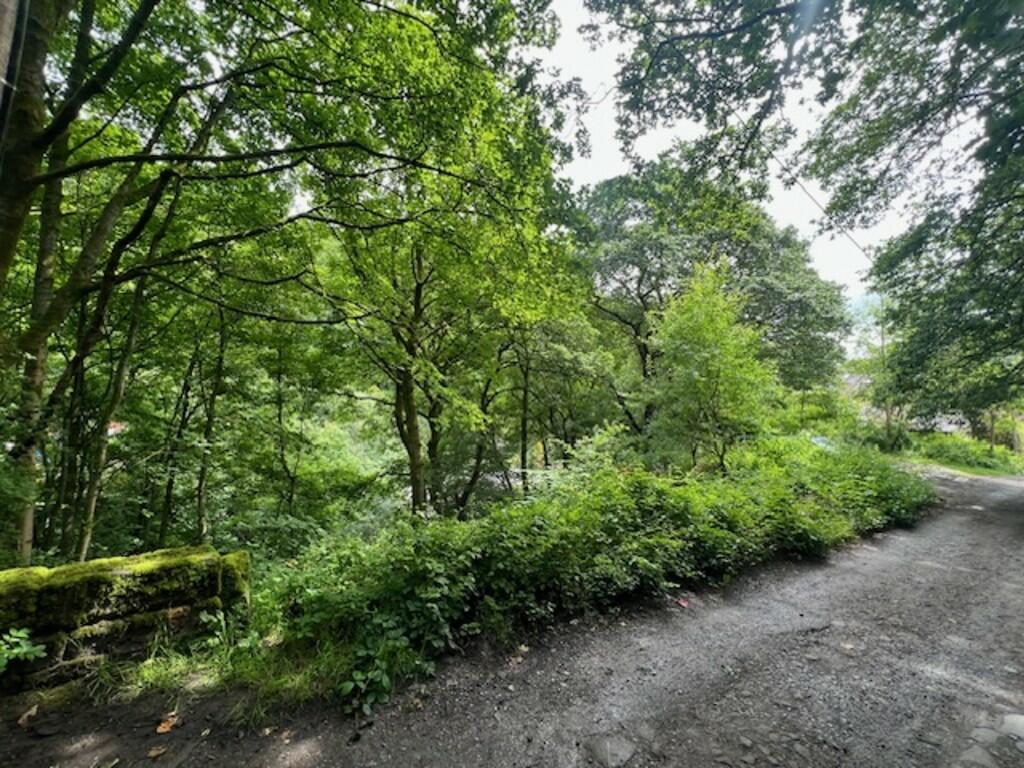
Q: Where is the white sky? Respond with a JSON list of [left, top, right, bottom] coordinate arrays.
[[546, 0, 906, 299]]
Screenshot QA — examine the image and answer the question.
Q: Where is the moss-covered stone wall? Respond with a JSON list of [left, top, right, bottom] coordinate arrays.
[[0, 546, 249, 689]]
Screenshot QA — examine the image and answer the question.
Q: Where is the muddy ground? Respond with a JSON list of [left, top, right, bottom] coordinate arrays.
[[2, 468, 1023, 767]]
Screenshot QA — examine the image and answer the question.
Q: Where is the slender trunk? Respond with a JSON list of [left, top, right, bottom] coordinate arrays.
[[10, 125, 73, 563], [396, 370, 426, 512], [455, 442, 486, 516], [36, 443, 58, 551], [274, 350, 297, 515], [41, 433, 70, 552], [135, 472, 159, 550], [519, 353, 530, 493], [76, 277, 146, 560], [989, 410, 997, 455], [195, 309, 227, 543], [453, 378, 496, 515], [58, 341, 87, 557], [493, 431, 515, 492], [7, 178, 162, 536], [638, 333, 656, 431], [425, 399, 444, 513], [158, 346, 198, 547]]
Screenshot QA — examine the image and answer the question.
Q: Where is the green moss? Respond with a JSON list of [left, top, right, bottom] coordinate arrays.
[[0, 547, 249, 636], [221, 551, 251, 606], [69, 597, 223, 644], [70, 619, 130, 641]]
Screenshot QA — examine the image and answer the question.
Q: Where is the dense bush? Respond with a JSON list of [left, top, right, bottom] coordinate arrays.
[[911, 432, 1024, 474], [851, 419, 914, 453], [224, 437, 930, 711]]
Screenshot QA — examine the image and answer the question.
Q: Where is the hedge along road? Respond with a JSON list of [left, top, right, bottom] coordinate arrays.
[[4, 469, 1024, 768]]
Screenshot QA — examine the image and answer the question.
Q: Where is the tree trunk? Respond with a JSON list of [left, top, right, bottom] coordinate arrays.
[[396, 370, 426, 512], [195, 309, 227, 543], [57, 338, 87, 558], [76, 277, 145, 560], [425, 398, 444, 513], [0, 0, 74, 291], [274, 349, 298, 516], [453, 377, 497, 516], [41, 432, 70, 552], [519, 353, 530, 493], [9, 123, 73, 563], [493, 431, 515, 491], [455, 441, 486, 516], [1, 0, 162, 291], [157, 346, 198, 547]]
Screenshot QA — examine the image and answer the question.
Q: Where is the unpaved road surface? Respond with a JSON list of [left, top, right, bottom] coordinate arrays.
[[3, 469, 1023, 767]]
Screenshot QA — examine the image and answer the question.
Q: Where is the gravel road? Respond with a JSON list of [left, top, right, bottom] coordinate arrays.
[[4, 468, 1023, 767]]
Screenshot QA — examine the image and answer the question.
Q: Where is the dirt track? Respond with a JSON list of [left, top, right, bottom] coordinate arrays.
[[4, 468, 1024, 767]]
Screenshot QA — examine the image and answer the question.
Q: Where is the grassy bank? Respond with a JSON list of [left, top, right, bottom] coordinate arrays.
[[907, 433, 1024, 476], [108, 436, 931, 713]]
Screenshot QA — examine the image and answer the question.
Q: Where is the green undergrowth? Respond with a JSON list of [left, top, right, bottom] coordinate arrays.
[[112, 437, 932, 713], [908, 432, 1024, 475]]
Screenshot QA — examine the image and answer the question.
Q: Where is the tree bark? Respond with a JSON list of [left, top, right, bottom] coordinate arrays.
[[453, 377, 498, 515], [519, 351, 530, 493], [274, 348, 298, 516], [57, 332, 87, 558], [425, 398, 444, 513], [0, 0, 160, 291], [10, 126, 72, 563], [77, 276, 146, 560], [195, 308, 227, 543], [8, 0, 94, 559], [157, 345, 198, 547], [396, 370, 426, 512], [0, 0, 74, 291]]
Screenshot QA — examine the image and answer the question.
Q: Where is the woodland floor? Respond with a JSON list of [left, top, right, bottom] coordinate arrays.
[[3, 468, 1024, 768]]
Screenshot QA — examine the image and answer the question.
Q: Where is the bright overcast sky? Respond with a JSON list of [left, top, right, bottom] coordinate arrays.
[[546, 0, 906, 300]]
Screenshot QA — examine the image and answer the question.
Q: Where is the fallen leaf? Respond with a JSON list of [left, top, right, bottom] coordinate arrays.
[[147, 745, 168, 759], [17, 704, 38, 729], [201, 728, 211, 738], [155, 712, 178, 734], [675, 597, 689, 608]]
